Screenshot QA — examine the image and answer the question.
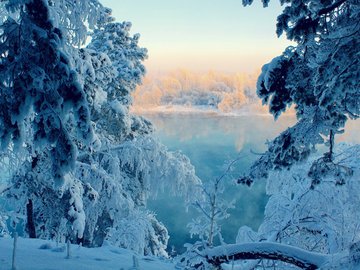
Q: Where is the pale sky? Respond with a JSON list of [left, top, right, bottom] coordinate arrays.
[[101, 0, 291, 74]]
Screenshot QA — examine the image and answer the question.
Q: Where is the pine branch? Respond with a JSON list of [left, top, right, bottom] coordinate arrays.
[[318, 0, 347, 16]]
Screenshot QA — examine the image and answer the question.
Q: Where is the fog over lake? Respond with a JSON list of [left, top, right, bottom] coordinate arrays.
[[143, 113, 292, 252], [141, 112, 360, 253]]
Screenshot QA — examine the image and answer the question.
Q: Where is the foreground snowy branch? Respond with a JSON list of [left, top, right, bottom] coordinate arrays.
[[205, 242, 330, 270]]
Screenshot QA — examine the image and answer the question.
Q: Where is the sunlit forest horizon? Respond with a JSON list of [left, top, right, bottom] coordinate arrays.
[[132, 68, 274, 114]]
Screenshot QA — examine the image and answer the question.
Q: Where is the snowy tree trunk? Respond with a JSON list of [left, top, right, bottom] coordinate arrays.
[[205, 242, 329, 270], [26, 199, 36, 238], [328, 129, 335, 162], [66, 239, 71, 259], [208, 194, 216, 247], [12, 232, 18, 270], [132, 255, 140, 270]]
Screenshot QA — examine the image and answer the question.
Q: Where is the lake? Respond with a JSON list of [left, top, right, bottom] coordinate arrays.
[[142, 112, 360, 253], [143, 113, 294, 253]]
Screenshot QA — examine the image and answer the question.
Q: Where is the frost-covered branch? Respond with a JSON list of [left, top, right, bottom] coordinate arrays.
[[0, 185, 12, 195], [205, 242, 330, 270]]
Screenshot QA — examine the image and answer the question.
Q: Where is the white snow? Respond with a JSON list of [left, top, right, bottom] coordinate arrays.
[[110, 100, 127, 115], [0, 237, 176, 270]]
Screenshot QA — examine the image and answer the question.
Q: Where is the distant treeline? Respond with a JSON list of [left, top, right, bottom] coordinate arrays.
[[132, 69, 265, 113]]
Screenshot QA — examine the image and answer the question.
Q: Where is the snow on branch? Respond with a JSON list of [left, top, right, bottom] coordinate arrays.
[[318, 0, 347, 16], [205, 242, 330, 270]]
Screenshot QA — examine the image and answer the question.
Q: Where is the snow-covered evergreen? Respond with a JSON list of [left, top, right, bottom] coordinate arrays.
[[240, 0, 360, 182], [0, 0, 94, 185], [0, 0, 201, 257]]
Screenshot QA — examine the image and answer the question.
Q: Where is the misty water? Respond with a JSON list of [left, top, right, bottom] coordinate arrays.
[[143, 112, 360, 253], [143, 113, 295, 253]]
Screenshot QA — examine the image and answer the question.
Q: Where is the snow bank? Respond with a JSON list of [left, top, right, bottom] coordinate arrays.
[[0, 237, 176, 270]]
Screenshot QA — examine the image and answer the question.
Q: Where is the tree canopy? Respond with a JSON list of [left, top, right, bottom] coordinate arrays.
[[241, 0, 359, 182]]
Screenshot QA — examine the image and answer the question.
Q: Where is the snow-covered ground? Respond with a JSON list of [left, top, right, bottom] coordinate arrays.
[[0, 237, 176, 270]]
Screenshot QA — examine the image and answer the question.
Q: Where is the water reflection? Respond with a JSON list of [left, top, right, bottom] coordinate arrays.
[[148, 113, 296, 152]]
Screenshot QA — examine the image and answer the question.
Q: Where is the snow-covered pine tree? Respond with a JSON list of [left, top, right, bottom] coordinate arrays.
[[0, 0, 96, 239], [72, 20, 202, 254], [0, 0, 93, 185], [2, 1, 202, 255], [239, 0, 360, 183], [79, 21, 149, 146]]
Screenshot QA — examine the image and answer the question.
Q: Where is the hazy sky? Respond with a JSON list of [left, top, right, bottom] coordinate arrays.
[[101, 0, 291, 74]]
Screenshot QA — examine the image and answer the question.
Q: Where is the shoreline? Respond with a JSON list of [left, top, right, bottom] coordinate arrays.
[[131, 105, 296, 118]]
